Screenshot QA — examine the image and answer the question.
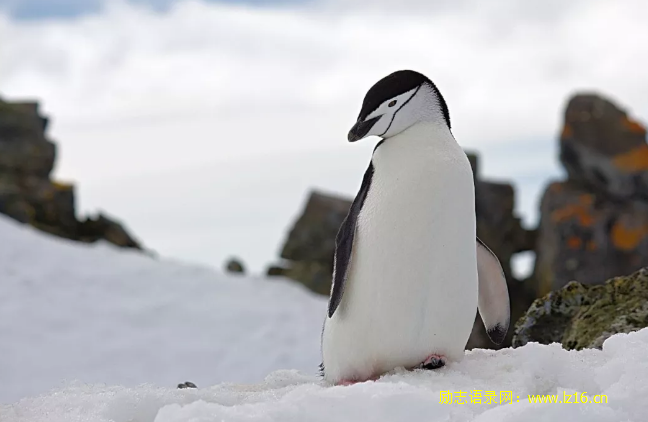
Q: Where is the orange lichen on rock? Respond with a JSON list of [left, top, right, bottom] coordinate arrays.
[[612, 144, 648, 172], [561, 124, 573, 139], [611, 220, 648, 251], [551, 194, 596, 227], [579, 212, 594, 227], [579, 194, 594, 205], [622, 116, 647, 135], [567, 236, 582, 249]]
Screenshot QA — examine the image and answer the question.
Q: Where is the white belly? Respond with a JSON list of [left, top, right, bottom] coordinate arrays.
[[322, 124, 478, 383]]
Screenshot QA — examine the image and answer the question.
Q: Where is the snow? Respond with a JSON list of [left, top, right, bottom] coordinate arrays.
[[4, 329, 648, 421], [2, 215, 648, 421], [0, 215, 326, 403]]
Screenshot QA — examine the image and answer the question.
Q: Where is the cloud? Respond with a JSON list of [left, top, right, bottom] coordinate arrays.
[[0, 0, 647, 271]]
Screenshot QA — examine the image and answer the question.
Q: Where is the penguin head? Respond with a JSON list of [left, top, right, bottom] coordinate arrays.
[[348, 70, 451, 142]]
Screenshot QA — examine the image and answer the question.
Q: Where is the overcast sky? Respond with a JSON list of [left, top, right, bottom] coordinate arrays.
[[1, 0, 647, 275]]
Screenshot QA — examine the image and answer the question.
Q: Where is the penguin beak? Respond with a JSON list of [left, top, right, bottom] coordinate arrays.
[[348, 116, 381, 142]]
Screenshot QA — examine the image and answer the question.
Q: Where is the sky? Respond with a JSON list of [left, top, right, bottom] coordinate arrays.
[[1, 0, 647, 275], [0, 0, 303, 19]]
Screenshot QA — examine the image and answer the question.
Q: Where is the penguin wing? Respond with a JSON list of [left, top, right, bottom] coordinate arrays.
[[476, 237, 510, 344], [328, 162, 374, 318]]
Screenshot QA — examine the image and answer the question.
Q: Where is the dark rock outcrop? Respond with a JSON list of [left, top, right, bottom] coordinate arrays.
[[533, 94, 648, 296], [177, 381, 197, 389], [266, 265, 288, 277], [225, 258, 246, 274], [280, 191, 350, 265], [533, 181, 648, 296], [0, 97, 142, 249], [513, 267, 648, 350], [560, 94, 648, 201], [273, 191, 350, 295], [0, 100, 54, 178]]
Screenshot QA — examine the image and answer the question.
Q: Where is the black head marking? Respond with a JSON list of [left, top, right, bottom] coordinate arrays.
[[358, 70, 451, 129]]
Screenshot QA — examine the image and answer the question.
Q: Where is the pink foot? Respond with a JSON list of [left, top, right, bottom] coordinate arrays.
[[421, 354, 445, 370], [336, 375, 380, 386]]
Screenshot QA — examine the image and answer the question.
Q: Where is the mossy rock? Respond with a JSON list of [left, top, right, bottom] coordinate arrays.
[[513, 267, 648, 349]]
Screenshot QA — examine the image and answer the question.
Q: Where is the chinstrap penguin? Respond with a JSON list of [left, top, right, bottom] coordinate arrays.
[[321, 70, 510, 385]]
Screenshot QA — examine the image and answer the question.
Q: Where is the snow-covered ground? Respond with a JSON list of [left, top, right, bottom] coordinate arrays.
[[0, 215, 326, 404], [4, 330, 648, 422], [2, 215, 648, 421]]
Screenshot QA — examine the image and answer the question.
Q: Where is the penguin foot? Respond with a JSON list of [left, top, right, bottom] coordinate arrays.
[[420, 354, 445, 370], [336, 375, 379, 386]]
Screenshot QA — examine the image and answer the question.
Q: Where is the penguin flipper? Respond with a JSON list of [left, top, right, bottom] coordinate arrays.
[[476, 237, 510, 344], [328, 162, 375, 318]]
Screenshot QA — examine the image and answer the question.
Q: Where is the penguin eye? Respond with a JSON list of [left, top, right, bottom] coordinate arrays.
[[388, 100, 397, 107]]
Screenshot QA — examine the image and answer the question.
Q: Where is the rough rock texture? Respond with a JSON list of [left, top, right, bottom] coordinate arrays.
[[266, 265, 288, 277], [513, 267, 648, 350], [275, 191, 351, 295], [533, 181, 648, 296], [225, 258, 246, 274], [0, 100, 54, 178], [533, 94, 648, 296], [280, 191, 350, 265], [0, 97, 142, 250], [273, 152, 536, 347], [560, 94, 648, 201]]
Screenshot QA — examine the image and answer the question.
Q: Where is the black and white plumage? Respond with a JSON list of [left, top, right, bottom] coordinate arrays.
[[321, 70, 510, 385]]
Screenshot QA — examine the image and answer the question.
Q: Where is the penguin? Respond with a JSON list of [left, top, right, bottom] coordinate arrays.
[[320, 70, 510, 385]]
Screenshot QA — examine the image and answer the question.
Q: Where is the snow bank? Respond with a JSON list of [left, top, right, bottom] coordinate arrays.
[[2, 215, 647, 421], [0, 216, 326, 403], [3, 328, 648, 422]]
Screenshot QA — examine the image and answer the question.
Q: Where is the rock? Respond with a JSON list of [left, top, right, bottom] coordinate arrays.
[[283, 261, 333, 296], [533, 93, 648, 296], [0, 100, 55, 178], [0, 97, 143, 251], [275, 190, 351, 293], [280, 191, 351, 264], [225, 258, 246, 274], [513, 267, 648, 350], [533, 181, 648, 296], [77, 213, 142, 249], [560, 94, 648, 201], [266, 265, 288, 277], [18, 179, 78, 237], [177, 381, 197, 389]]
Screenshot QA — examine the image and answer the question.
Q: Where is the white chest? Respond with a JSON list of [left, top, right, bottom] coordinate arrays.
[[355, 123, 477, 288]]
